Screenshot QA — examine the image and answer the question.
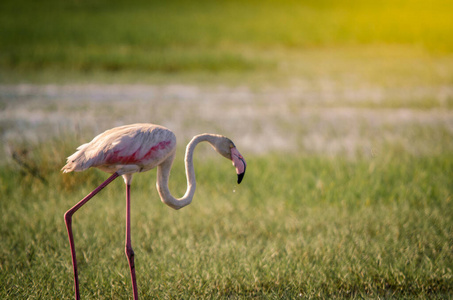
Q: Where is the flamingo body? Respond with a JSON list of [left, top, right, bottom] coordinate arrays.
[[62, 123, 246, 300], [63, 124, 176, 175]]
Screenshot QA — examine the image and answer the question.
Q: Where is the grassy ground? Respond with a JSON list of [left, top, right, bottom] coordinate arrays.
[[1, 0, 453, 298], [1, 142, 452, 299]]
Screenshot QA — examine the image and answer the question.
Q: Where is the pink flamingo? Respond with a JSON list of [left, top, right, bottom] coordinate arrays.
[[62, 123, 246, 300]]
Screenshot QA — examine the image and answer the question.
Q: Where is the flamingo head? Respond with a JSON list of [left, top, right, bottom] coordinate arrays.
[[211, 136, 247, 184]]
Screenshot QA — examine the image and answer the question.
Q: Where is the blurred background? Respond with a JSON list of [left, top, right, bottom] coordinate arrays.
[[1, 0, 452, 157], [1, 0, 452, 298]]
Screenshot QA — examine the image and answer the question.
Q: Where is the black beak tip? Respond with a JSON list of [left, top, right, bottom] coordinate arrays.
[[237, 172, 245, 184]]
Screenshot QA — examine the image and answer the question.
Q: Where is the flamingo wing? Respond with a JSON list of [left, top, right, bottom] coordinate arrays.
[[62, 124, 176, 173]]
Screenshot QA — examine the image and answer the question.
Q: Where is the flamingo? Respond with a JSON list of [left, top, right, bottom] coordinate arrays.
[[62, 123, 246, 300]]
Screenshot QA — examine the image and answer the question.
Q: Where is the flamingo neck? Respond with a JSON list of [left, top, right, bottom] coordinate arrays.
[[156, 134, 216, 210]]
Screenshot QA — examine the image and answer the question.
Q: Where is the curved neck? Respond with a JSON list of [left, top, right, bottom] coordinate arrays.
[[156, 134, 217, 210]]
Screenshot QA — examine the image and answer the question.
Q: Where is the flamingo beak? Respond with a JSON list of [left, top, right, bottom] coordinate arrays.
[[231, 147, 246, 184]]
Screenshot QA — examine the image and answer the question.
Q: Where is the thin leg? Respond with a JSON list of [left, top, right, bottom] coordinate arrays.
[[125, 183, 139, 300], [64, 172, 120, 300]]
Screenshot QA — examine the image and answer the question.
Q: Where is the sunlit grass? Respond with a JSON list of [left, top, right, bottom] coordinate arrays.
[[1, 0, 452, 78]]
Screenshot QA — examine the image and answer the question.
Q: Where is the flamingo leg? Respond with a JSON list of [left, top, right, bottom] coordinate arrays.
[[125, 183, 139, 300], [64, 172, 120, 300]]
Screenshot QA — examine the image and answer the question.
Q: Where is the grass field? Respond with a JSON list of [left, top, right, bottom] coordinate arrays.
[[1, 142, 452, 298], [1, 0, 453, 299]]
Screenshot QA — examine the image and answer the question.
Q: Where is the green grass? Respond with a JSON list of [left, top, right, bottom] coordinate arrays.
[[1, 0, 453, 81], [0, 138, 452, 299]]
